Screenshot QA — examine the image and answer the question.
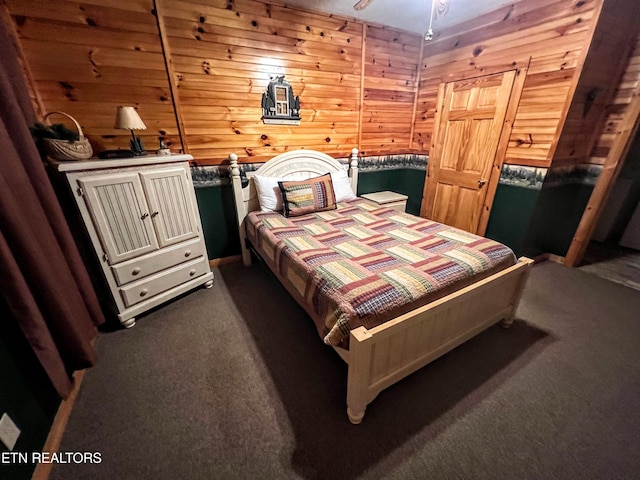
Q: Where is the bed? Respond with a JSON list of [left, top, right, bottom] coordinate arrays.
[[229, 148, 533, 424]]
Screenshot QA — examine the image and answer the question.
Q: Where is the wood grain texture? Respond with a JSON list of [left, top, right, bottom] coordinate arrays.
[[359, 24, 421, 156], [7, 0, 182, 153], [413, 0, 599, 168], [6, 0, 637, 170], [159, 0, 365, 161]]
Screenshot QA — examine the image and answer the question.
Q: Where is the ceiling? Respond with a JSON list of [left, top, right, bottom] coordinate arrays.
[[279, 0, 514, 36]]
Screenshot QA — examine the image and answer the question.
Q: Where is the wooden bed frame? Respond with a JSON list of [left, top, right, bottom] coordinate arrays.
[[229, 148, 533, 424]]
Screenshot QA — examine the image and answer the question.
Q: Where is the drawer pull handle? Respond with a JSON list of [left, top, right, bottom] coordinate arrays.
[[189, 269, 196, 277], [139, 289, 148, 297], [184, 250, 192, 257], [132, 267, 141, 276]]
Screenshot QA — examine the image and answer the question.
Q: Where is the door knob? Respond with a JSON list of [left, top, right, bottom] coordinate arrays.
[[478, 179, 487, 188]]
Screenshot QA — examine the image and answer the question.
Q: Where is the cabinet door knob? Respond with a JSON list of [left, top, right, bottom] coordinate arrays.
[[151, 211, 159, 218], [132, 267, 141, 276], [139, 288, 149, 297], [141, 212, 149, 220], [184, 250, 192, 257], [189, 269, 196, 277]]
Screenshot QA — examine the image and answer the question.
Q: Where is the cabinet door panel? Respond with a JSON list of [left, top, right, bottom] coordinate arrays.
[[140, 166, 199, 248], [78, 173, 159, 264]]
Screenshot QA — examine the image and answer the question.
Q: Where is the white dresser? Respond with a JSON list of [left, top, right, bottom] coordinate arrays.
[[53, 154, 213, 328]]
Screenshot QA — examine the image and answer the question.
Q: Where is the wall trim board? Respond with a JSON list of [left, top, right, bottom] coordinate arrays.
[[420, 81, 445, 218], [31, 369, 86, 480], [209, 255, 241, 268], [154, 0, 188, 153], [357, 22, 366, 151], [478, 65, 530, 236], [409, 38, 425, 150]]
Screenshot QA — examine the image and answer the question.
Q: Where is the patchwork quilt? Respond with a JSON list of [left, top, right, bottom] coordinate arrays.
[[246, 198, 517, 347]]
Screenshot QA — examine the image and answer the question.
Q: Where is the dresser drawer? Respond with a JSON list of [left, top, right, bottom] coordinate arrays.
[[119, 257, 210, 307], [111, 238, 204, 286]]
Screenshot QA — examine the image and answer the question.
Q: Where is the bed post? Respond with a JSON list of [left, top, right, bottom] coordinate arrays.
[[229, 153, 251, 266], [499, 256, 534, 328], [349, 148, 359, 195], [346, 326, 373, 424]]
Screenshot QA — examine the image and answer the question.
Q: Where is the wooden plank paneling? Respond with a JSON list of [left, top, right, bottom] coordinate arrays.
[[6, 0, 181, 153], [551, 0, 639, 166], [589, 34, 640, 164], [413, 0, 598, 167], [8, 0, 636, 169], [160, 0, 365, 161], [360, 24, 421, 155]]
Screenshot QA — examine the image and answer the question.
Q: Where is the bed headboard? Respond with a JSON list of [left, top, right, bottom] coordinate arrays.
[[229, 148, 359, 265]]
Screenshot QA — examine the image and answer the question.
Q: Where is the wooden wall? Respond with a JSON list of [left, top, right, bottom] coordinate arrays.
[[360, 25, 421, 155], [413, 0, 601, 168], [6, 0, 182, 154], [553, 0, 640, 167], [588, 28, 640, 165], [159, 0, 364, 160], [5, 0, 636, 169], [5, 0, 424, 164]]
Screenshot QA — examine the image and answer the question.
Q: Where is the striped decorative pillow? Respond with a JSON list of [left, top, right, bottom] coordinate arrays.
[[278, 173, 337, 217]]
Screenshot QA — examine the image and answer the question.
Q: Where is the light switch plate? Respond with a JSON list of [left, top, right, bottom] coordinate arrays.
[[0, 413, 20, 451]]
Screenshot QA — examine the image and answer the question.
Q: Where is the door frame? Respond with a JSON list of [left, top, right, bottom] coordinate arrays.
[[421, 67, 528, 236]]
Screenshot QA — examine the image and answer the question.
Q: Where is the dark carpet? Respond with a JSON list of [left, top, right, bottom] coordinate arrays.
[[49, 260, 640, 480]]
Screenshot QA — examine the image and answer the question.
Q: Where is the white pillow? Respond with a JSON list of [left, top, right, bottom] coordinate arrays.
[[253, 174, 284, 212], [330, 169, 357, 202]]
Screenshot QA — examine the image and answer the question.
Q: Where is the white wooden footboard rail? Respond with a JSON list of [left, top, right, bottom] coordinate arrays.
[[336, 256, 534, 424]]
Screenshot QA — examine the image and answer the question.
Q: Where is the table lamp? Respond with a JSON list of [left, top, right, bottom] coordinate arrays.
[[115, 106, 147, 156]]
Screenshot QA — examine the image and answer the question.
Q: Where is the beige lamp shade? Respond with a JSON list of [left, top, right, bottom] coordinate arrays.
[[114, 106, 147, 130]]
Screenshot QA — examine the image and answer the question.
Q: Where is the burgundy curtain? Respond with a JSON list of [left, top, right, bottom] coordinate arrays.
[[0, 20, 104, 397]]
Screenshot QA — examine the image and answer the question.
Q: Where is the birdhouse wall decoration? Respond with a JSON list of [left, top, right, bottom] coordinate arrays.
[[261, 75, 301, 125]]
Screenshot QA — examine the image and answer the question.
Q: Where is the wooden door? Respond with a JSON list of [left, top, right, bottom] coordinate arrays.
[[78, 172, 159, 265], [421, 71, 516, 233], [140, 165, 200, 248]]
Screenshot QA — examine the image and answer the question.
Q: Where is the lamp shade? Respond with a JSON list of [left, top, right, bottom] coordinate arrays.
[[114, 106, 147, 130]]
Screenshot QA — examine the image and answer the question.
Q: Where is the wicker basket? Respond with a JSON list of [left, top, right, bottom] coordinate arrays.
[[42, 111, 93, 161]]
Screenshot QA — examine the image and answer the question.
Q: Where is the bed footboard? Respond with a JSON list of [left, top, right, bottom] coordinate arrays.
[[341, 257, 533, 424]]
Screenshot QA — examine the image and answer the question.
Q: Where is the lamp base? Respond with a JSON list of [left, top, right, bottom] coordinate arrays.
[[130, 136, 146, 156]]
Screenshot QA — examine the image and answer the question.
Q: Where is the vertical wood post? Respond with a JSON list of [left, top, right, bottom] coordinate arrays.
[[357, 23, 367, 153], [409, 38, 425, 151], [564, 89, 640, 266], [349, 147, 359, 195], [154, 0, 189, 154], [346, 327, 373, 424], [229, 153, 251, 266]]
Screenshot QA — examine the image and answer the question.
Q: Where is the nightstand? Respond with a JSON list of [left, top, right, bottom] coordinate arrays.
[[360, 191, 408, 212]]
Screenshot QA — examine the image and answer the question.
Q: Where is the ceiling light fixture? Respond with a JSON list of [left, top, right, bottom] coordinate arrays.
[[424, 0, 435, 41], [353, 0, 374, 11]]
